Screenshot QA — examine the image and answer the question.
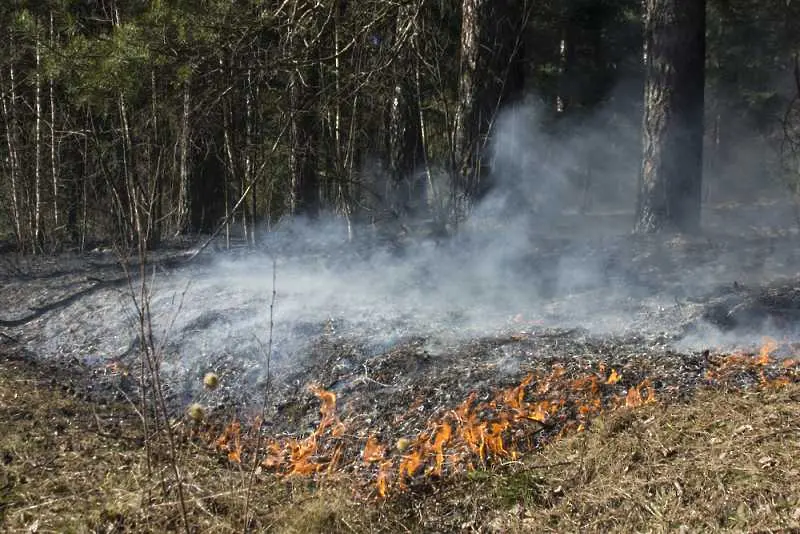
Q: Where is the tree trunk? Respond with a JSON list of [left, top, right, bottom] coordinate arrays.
[[34, 26, 42, 250], [222, 68, 236, 248], [452, 0, 486, 200], [119, 94, 139, 247], [244, 68, 255, 245], [1, 61, 22, 246], [148, 70, 162, 248], [177, 79, 191, 234], [388, 79, 424, 212], [453, 0, 527, 204], [289, 73, 320, 219], [79, 124, 89, 249], [635, 0, 706, 234], [332, 0, 354, 224], [287, 1, 320, 219], [387, 3, 425, 217], [49, 11, 58, 235]]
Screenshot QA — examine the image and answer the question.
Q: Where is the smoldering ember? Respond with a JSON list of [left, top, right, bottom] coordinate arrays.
[[1, 1, 800, 532]]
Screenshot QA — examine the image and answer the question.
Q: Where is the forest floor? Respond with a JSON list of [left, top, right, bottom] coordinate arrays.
[[1, 337, 799, 533], [3, 214, 800, 532]]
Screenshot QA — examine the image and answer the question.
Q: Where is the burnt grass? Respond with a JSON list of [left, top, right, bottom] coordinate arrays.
[[1, 225, 800, 532]]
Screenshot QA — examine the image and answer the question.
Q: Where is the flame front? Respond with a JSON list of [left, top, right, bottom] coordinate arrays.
[[213, 343, 799, 500], [758, 337, 778, 365], [249, 366, 665, 496]]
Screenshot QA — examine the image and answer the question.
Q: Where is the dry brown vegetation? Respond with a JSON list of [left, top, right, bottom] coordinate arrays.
[[2, 345, 799, 534]]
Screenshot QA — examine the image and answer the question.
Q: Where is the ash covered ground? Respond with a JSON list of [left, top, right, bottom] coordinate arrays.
[[2, 198, 800, 434]]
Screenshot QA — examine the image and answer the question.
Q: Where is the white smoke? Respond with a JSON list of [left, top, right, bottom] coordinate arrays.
[[17, 98, 800, 406]]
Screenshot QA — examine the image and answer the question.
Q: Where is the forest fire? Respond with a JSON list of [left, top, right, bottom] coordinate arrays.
[[208, 362, 654, 496], [2, 0, 800, 529], [205, 337, 799, 499], [704, 337, 798, 387]]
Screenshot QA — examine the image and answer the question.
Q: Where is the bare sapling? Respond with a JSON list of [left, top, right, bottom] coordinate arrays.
[[241, 256, 277, 533], [116, 170, 191, 534]]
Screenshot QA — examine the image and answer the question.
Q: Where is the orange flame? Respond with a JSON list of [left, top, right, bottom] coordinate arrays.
[[224, 346, 800, 500], [625, 379, 655, 408], [606, 369, 621, 385], [529, 400, 552, 423], [376, 460, 392, 497], [363, 435, 386, 464], [398, 449, 423, 480], [309, 384, 340, 433], [261, 441, 283, 469], [579, 398, 602, 417], [215, 421, 243, 464], [485, 421, 509, 457], [625, 386, 642, 408], [758, 337, 778, 365], [430, 423, 452, 476], [571, 375, 600, 395], [502, 374, 534, 409]]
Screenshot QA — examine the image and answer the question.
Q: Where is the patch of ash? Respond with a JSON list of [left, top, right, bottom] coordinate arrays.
[[3, 219, 800, 417]]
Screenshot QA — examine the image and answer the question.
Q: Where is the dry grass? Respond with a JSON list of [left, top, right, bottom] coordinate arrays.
[[481, 383, 800, 532], [0, 355, 258, 533], [0, 356, 145, 532], [2, 352, 799, 533]]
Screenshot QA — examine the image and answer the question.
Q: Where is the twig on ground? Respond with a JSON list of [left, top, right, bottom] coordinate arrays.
[[359, 363, 392, 388], [0, 331, 19, 342]]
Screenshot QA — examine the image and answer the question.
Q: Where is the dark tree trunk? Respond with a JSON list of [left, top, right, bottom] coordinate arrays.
[[289, 66, 320, 219], [453, 0, 526, 201], [388, 79, 425, 214], [452, 0, 485, 198], [635, 0, 706, 234], [387, 4, 425, 217], [190, 138, 226, 234]]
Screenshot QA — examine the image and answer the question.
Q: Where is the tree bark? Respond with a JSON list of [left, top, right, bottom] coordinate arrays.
[[244, 68, 255, 245], [452, 0, 486, 199], [49, 11, 58, 234], [34, 25, 42, 249], [119, 94, 139, 247], [452, 0, 527, 203], [387, 2, 425, 216], [220, 58, 236, 248], [177, 79, 190, 234], [635, 0, 706, 234], [1, 61, 22, 245]]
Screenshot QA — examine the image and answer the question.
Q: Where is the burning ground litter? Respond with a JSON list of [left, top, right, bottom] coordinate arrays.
[[197, 333, 798, 500], [3, 335, 798, 533]]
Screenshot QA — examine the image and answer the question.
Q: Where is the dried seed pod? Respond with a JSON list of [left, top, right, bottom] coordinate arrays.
[[187, 403, 205, 421], [203, 372, 220, 390]]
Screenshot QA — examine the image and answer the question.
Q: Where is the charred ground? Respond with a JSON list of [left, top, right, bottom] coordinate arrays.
[[3, 211, 800, 418]]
